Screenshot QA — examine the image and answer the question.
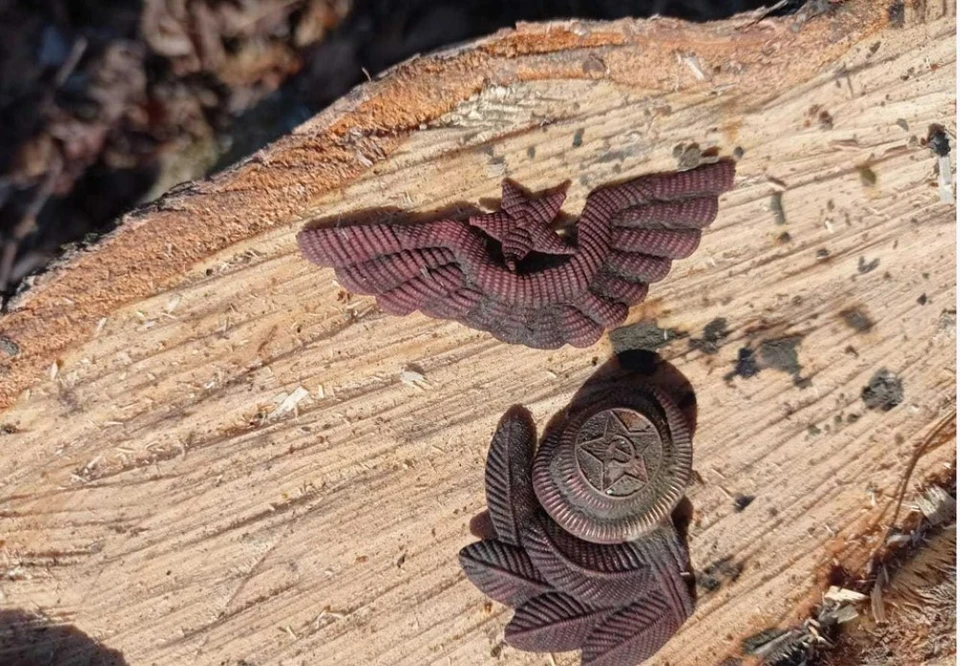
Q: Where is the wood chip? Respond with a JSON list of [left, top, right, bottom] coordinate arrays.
[[871, 571, 887, 623], [825, 585, 868, 603], [273, 386, 310, 418], [831, 604, 861, 624], [913, 485, 956, 525], [936, 153, 953, 203], [399, 367, 429, 389]]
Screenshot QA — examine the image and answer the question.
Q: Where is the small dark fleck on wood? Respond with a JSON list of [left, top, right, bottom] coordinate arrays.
[[767, 177, 788, 192], [818, 110, 834, 130], [733, 494, 755, 512], [572, 128, 584, 148], [896, 118, 909, 131], [733, 146, 744, 159], [777, 231, 792, 244], [816, 248, 830, 259], [697, 556, 745, 592], [688, 318, 729, 355], [917, 293, 928, 305], [857, 165, 878, 186], [807, 424, 822, 436], [857, 256, 880, 274], [526, 146, 536, 159], [840, 308, 873, 333], [862, 368, 904, 411], [887, 0, 905, 27], [697, 573, 721, 592], [725, 347, 759, 381], [927, 124, 951, 157]]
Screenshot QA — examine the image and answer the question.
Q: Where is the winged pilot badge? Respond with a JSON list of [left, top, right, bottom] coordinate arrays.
[[297, 160, 735, 349]]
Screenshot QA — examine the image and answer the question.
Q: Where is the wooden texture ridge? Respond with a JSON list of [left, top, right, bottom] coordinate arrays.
[[0, 0, 956, 665]]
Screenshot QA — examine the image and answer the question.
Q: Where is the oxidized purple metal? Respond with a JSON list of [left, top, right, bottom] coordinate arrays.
[[297, 161, 735, 349], [458, 397, 695, 666], [533, 386, 692, 544]]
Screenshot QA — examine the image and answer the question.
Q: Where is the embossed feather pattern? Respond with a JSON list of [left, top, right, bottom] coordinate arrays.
[[505, 592, 614, 652], [458, 540, 551, 607], [580, 594, 680, 666], [521, 518, 656, 607], [297, 161, 735, 348], [459, 400, 698, 665], [484, 406, 538, 547]]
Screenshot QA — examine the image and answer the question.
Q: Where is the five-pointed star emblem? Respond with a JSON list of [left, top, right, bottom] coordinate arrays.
[[468, 180, 574, 271], [578, 413, 653, 492]]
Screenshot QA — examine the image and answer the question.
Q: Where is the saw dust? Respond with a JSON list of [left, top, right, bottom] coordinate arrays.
[[746, 471, 957, 666], [820, 522, 956, 666]]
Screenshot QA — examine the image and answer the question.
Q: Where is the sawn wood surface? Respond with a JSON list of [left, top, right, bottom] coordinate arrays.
[[0, 1, 955, 664]]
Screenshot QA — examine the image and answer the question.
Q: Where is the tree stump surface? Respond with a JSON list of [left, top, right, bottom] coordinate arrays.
[[0, 1, 955, 664]]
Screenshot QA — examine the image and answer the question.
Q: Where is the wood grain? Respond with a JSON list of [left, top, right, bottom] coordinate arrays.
[[0, 1, 955, 665]]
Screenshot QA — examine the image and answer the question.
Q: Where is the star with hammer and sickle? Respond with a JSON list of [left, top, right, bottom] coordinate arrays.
[[578, 412, 655, 493], [468, 180, 575, 271]]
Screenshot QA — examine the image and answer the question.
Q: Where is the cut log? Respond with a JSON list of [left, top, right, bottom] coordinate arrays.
[[0, 1, 955, 665]]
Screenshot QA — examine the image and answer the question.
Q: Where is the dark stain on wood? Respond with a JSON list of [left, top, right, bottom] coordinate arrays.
[[862, 368, 904, 411], [759, 335, 808, 387], [725, 347, 759, 382], [840, 307, 873, 333], [609, 320, 687, 353], [696, 555, 745, 593], [688, 317, 730, 355]]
